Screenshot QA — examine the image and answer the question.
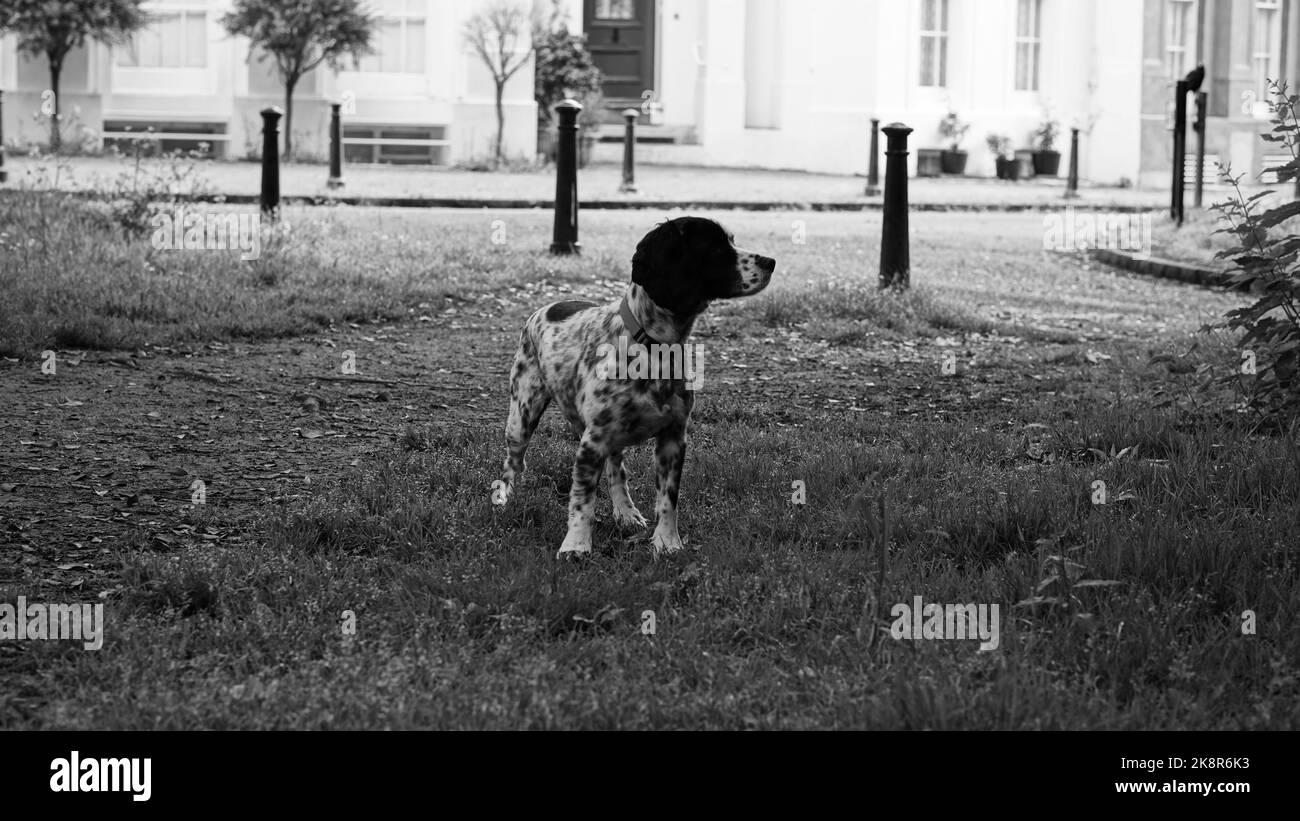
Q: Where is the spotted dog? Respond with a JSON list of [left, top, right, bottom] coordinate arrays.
[[492, 216, 776, 557]]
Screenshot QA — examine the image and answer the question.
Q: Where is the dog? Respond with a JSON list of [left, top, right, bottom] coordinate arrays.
[[491, 216, 776, 557]]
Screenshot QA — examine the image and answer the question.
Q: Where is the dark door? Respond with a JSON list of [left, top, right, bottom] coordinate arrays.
[[583, 0, 655, 119]]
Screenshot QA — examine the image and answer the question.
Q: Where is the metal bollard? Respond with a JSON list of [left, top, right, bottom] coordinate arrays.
[[1194, 91, 1207, 208], [879, 122, 912, 289], [1171, 79, 1188, 225], [1064, 127, 1080, 199], [619, 108, 638, 194], [550, 99, 582, 255], [327, 102, 344, 190], [0, 90, 6, 184], [260, 106, 283, 219], [866, 118, 880, 196]]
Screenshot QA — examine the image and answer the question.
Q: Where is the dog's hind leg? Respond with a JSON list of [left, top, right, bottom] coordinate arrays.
[[493, 346, 549, 507], [606, 449, 647, 531]]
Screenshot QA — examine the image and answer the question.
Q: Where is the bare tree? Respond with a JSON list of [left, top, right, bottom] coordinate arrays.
[[463, 0, 533, 167]]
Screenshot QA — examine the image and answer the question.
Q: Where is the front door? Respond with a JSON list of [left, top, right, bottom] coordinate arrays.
[[583, 0, 656, 121]]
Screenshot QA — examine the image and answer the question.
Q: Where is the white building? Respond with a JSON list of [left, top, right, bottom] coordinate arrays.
[[1, 0, 1295, 187], [0, 0, 536, 164]]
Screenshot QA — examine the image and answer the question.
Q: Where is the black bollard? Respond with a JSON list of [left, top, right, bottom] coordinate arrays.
[[866, 118, 880, 196], [327, 102, 344, 190], [1171, 79, 1188, 225], [260, 106, 282, 219], [0, 90, 7, 184], [550, 99, 582, 255], [1194, 91, 1206, 208], [619, 108, 638, 194], [1064, 127, 1080, 199], [879, 122, 912, 289]]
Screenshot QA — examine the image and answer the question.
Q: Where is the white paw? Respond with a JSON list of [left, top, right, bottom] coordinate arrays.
[[556, 530, 593, 558], [491, 480, 510, 507], [651, 528, 686, 555], [612, 504, 648, 531]]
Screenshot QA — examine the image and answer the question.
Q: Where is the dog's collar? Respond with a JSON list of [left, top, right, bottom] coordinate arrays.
[[619, 295, 659, 345]]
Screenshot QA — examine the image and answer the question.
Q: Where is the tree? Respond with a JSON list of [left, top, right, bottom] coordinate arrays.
[[0, 0, 148, 151], [222, 0, 373, 161], [463, 0, 533, 167]]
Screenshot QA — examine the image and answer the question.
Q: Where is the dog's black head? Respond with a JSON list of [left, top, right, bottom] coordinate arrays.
[[631, 217, 776, 316]]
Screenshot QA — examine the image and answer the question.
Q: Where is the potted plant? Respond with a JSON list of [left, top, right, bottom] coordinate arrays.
[[986, 133, 1018, 180], [938, 111, 970, 174], [534, 23, 604, 163], [1032, 116, 1061, 176]]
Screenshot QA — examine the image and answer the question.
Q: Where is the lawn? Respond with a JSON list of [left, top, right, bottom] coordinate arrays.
[[1, 191, 1296, 729]]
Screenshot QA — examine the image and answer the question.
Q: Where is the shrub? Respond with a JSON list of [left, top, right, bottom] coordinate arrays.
[[1207, 79, 1300, 426]]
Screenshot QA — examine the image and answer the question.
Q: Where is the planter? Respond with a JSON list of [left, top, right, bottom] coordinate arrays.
[[537, 125, 557, 163], [917, 148, 943, 177], [995, 157, 1021, 180], [1033, 150, 1061, 176], [1014, 149, 1036, 180], [940, 149, 968, 175]]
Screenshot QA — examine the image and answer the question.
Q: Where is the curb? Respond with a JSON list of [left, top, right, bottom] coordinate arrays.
[[1091, 248, 1228, 287], [0, 187, 1162, 214]]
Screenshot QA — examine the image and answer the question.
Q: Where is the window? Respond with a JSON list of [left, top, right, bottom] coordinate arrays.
[[595, 0, 636, 20], [1253, 0, 1282, 103], [1165, 0, 1197, 80], [358, 0, 426, 73], [116, 0, 207, 68], [919, 0, 948, 88], [1014, 0, 1041, 91]]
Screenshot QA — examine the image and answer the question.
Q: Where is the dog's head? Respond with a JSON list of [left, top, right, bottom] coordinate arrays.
[[631, 217, 776, 316]]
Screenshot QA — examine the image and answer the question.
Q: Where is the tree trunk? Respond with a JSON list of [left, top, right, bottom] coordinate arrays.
[[48, 57, 62, 152], [283, 76, 297, 161], [495, 79, 506, 167]]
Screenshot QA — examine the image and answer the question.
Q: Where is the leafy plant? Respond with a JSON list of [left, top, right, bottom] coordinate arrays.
[[985, 133, 1012, 160], [1205, 79, 1300, 426], [534, 24, 604, 127], [1035, 117, 1060, 152], [938, 111, 969, 152], [222, 0, 374, 161], [0, 0, 148, 151]]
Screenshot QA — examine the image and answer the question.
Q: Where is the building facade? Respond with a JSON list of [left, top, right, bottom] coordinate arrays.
[[563, 0, 1300, 186], [0, 0, 1296, 186], [0, 0, 536, 164]]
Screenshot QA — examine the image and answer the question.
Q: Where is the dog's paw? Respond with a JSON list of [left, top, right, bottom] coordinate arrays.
[[490, 480, 510, 506], [651, 528, 686, 555], [556, 530, 593, 558], [612, 503, 649, 531]]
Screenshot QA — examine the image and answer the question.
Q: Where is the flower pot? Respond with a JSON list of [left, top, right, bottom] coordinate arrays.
[[1014, 149, 1036, 180], [1033, 150, 1061, 176], [995, 157, 1021, 180], [940, 149, 968, 175], [917, 148, 944, 177]]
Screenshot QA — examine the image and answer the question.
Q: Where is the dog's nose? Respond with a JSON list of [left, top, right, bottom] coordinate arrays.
[[757, 256, 776, 274]]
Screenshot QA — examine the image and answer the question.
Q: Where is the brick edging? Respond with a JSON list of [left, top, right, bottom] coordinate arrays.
[[1090, 248, 1228, 287]]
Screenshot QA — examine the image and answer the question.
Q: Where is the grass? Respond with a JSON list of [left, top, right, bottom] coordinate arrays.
[[1, 192, 1297, 729]]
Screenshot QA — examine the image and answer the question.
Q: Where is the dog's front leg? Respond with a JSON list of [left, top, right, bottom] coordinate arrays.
[[651, 422, 688, 555], [557, 431, 608, 557]]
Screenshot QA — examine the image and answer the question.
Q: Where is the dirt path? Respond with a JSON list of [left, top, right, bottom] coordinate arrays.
[[2, 270, 1143, 603]]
